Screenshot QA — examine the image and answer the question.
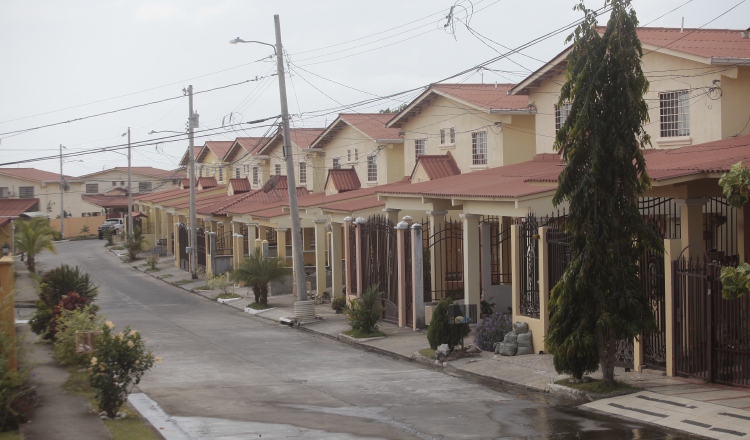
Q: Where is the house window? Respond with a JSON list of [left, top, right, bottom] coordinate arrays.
[[85, 184, 98, 194], [367, 155, 377, 182], [660, 90, 690, 137], [235, 167, 241, 179], [0, 187, 9, 198], [111, 181, 117, 187], [299, 162, 307, 184], [555, 103, 572, 132], [120, 181, 125, 185], [138, 182, 152, 193], [218, 166, 223, 182], [440, 128, 455, 145], [471, 131, 487, 165], [415, 138, 427, 158], [332, 157, 340, 169], [347, 148, 358, 163], [199, 166, 203, 177], [252, 167, 259, 185], [275, 164, 281, 175], [19, 187, 34, 198]]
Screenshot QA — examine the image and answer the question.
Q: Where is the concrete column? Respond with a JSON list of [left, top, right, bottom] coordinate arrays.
[[173, 222, 181, 269], [276, 228, 288, 262], [314, 220, 328, 297], [166, 213, 174, 256], [395, 220, 409, 327], [383, 208, 400, 225], [232, 222, 243, 271], [678, 198, 707, 259], [480, 221, 492, 295], [411, 223, 425, 329], [355, 217, 366, 296], [537, 225, 550, 349], [207, 231, 216, 275], [343, 217, 354, 297], [154, 208, 162, 241], [0, 255, 16, 372], [663, 237, 683, 377], [330, 222, 343, 299], [427, 210, 447, 301], [256, 238, 264, 257], [511, 224, 520, 320], [461, 213, 481, 309], [246, 223, 257, 256]]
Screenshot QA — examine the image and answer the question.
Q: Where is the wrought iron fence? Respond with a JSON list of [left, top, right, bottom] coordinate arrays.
[[422, 218, 464, 302], [517, 213, 540, 318], [704, 197, 738, 265], [197, 228, 206, 270], [215, 231, 233, 256], [358, 216, 399, 323]]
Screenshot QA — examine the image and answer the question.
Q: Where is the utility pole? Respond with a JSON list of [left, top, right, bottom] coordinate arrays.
[[187, 85, 198, 279], [59, 144, 65, 239], [126, 127, 133, 236], [274, 15, 307, 301]]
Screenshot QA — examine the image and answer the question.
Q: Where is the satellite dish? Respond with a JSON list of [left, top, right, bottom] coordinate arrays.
[[262, 174, 282, 193]]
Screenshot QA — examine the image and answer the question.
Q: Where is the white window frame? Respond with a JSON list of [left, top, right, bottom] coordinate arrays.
[[439, 127, 455, 146], [415, 138, 427, 158], [235, 167, 241, 179], [0, 187, 9, 198], [299, 162, 307, 184], [85, 183, 98, 194], [252, 167, 259, 185], [332, 157, 341, 169], [660, 90, 690, 138], [471, 131, 488, 166], [347, 148, 358, 163], [555, 103, 572, 132], [367, 155, 378, 182], [138, 181, 152, 193], [19, 186, 34, 198], [275, 164, 281, 175]]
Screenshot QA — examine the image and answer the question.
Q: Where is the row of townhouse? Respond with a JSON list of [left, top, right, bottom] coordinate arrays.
[[133, 27, 750, 385]]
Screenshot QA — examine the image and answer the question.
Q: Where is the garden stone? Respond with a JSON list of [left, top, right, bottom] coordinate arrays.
[[436, 344, 450, 356], [582, 377, 591, 383], [466, 345, 481, 354]]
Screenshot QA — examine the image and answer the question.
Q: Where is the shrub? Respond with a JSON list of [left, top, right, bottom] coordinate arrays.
[[89, 321, 157, 418], [124, 227, 148, 261], [480, 299, 495, 315], [146, 254, 159, 271], [104, 229, 115, 246], [0, 331, 36, 431], [345, 285, 384, 334], [80, 225, 90, 236], [53, 306, 104, 367], [30, 265, 98, 339], [207, 272, 232, 295], [48, 292, 93, 339], [427, 298, 471, 350], [473, 312, 512, 351], [331, 297, 346, 312]]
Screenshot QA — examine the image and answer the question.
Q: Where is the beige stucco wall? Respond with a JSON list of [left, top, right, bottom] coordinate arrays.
[[531, 52, 747, 154], [82, 169, 180, 195], [398, 94, 535, 174], [0, 176, 97, 218], [196, 150, 225, 183]]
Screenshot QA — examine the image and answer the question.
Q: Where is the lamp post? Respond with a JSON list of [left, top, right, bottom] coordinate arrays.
[[121, 128, 133, 236], [230, 15, 308, 302]]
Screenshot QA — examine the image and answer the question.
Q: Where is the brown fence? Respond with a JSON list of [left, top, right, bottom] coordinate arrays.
[[359, 216, 399, 324], [422, 218, 463, 302]]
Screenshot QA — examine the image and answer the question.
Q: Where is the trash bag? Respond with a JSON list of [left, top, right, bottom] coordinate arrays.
[[516, 330, 534, 355], [513, 321, 529, 335], [494, 342, 504, 354], [499, 333, 518, 356]]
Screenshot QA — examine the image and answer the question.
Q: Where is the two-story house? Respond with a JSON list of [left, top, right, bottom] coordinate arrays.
[[252, 127, 325, 193]]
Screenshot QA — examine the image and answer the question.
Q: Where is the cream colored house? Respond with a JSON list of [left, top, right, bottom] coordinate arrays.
[[386, 83, 535, 174], [0, 168, 96, 218], [79, 166, 183, 195], [509, 27, 750, 153], [253, 128, 325, 193], [222, 137, 269, 186], [194, 141, 234, 184]]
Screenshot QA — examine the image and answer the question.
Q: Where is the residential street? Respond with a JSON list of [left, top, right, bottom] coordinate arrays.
[[39, 240, 689, 439]]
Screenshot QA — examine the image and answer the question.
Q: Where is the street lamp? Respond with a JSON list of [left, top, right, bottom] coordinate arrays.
[[230, 16, 307, 302], [1, 242, 10, 257]]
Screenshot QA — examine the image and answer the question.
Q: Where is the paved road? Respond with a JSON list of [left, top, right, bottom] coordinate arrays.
[[41, 240, 694, 439]]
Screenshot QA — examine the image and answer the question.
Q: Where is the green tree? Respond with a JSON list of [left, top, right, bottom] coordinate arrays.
[[14, 217, 57, 273], [426, 298, 470, 350], [30, 264, 99, 339], [345, 284, 384, 334], [718, 162, 750, 299], [124, 227, 148, 261], [231, 248, 287, 306], [545, 0, 660, 385]]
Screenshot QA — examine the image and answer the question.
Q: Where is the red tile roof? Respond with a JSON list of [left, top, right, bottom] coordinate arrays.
[[197, 141, 234, 163], [113, 167, 183, 179], [133, 187, 187, 203], [413, 152, 461, 180], [322, 196, 385, 214], [646, 134, 750, 181], [179, 146, 202, 167], [225, 137, 269, 162], [325, 168, 361, 193], [620, 27, 750, 61], [180, 179, 191, 188], [296, 177, 412, 209], [222, 186, 310, 216], [81, 194, 130, 208], [229, 178, 251, 193], [198, 177, 217, 189], [0, 168, 79, 182], [257, 128, 326, 155], [339, 114, 402, 140], [0, 198, 40, 227], [163, 187, 229, 210]]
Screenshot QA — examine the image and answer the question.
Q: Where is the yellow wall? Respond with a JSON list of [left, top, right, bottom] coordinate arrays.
[[82, 169, 180, 195], [0, 176, 100, 218], [721, 66, 750, 138], [49, 216, 106, 236]]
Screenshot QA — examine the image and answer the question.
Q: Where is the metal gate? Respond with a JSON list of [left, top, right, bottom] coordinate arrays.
[[215, 231, 233, 256], [518, 214, 540, 318], [196, 228, 206, 271], [178, 224, 188, 270], [422, 219, 464, 301], [359, 216, 399, 324]]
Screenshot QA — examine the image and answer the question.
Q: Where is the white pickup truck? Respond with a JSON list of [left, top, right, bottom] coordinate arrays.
[[98, 218, 125, 239]]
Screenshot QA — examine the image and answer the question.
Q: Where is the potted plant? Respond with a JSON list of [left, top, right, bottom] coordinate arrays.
[[331, 297, 346, 314]]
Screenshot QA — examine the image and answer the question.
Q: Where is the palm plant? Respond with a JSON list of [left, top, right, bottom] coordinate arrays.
[[345, 284, 384, 334], [231, 248, 287, 306], [14, 217, 57, 273], [124, 227, 148, 261]]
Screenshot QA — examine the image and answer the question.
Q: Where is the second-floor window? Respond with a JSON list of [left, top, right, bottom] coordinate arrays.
[[199, 166, 203, 177], [347, 148, 358, 163], [235, 167, 241, 179], [0, 187, 9, 198], [367, 155, 377, 182], [85, 184, 98, 194], [472, 131, 487, 166], [555, 103, 572, 132], [252, 167, 259, 185], [332, 157, 341, 169], [111, 181, 117, 186], [440, 128, 455, 145], [19, 186, 34, 198], [275, 164, 281, 175], [218, 166, 223, 182], [299, 162, 307, 184], [660, 90, 690, 137], [139, 182, 152, 193], [415, 138, 427, 158]]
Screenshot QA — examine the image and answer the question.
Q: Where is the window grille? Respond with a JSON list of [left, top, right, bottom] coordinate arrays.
[[111, 181, 116, 186], [439, 128, 455, 145], [299, 162, 307, 184], [218, 166, 223, 182], [0, 187, 9, 198], [252, 167, 259, 185], [275, 164, 281, 175], [19, 187, 34, 198], [332, 158, 340, 169], [660, 90, 690, 137], [235, 167, 240, 179], [449, 127, 455, 144], [471, 131, 487, 165], [138, 182, 152, 193], [120, 181, 125, 185], [415, 138, 426, 158], [348, 149, 358, 162], [85, 184, 98, 194], [555, 103, 572, 132], [367, 155, 377, 182]]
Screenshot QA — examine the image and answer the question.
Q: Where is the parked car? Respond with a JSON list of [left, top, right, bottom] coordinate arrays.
[[98, 218, 125, 239]]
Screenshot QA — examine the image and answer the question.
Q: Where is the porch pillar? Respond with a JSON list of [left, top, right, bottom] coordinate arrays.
[[207, 231, 216, 276], [173, 222, 181, 269], [427, 210, 447, 301], [330, 221, 343, 299], [510, 224, 520, 320], [166, 213, 174, 256], [314, 220, 328, 297], [411, 223, 425, 329], [232, 222, 243, 271], [663, 237, 683, 377], [276, 228, 288, 262], [395, 220, 409, 327], [246, 223, 257, 256], [383, 208, 400, 225], [154, 208, 162, 242], [461, 213, 481, 308], [479, 221, 492, 297], [0, 255, 17, 372], [355, 217, 366, 296], [256, 238, 264, 257], [537, 225, 550, 349], [343, 217, 354, 298], [678, 198, 707, 259]]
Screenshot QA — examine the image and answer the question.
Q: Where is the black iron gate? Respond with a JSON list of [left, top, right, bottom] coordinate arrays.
[[178, 224, 188, 270], [215, 231, 233, 256], [518, 214, 540, 318], [422, 219, 463, 302], [196, 228, 206, 271], [360, 216, 399, 324]]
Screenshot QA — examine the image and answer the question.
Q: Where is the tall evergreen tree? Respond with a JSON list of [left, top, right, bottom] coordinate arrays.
[[545, 0, 661, 385]]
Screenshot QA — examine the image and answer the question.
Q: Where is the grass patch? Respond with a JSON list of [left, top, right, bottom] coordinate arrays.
[[145, 268, 161, 273], [111, 246, 124, 251], [63, 369, 158, 440], [247, 302, 272, 310], [157, 273, 173, 279], [554, 378, 641, 394], [171, 279, 194, 286], [216, 293, 240, 299], [419, 348, 436, 359], [343, 329, 386, 339], [192, 285, 211, 291], [0, 431, 22, 440]]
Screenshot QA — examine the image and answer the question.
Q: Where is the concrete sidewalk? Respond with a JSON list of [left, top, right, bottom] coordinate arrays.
[[126, 250, 750, 438]]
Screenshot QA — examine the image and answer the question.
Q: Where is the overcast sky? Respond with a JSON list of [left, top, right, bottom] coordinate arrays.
[[1, 0, 747, 177]]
